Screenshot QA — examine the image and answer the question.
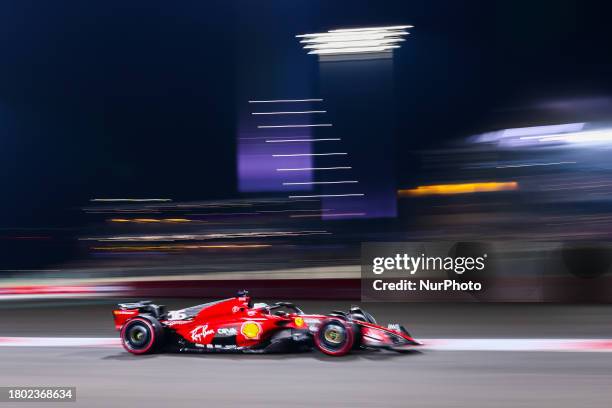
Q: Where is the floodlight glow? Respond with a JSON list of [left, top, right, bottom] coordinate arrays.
[[537, 129, 612, 144], [297, 25, 412, 58], [469, 123, 612, 148]]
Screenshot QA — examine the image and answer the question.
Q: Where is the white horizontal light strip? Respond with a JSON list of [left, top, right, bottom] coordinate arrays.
[[420, 338, 612, 352], [536, 129, 612, 144], [297, 25, 411, 56], [329, 25, 414, 33], [300, 34, 407, 43], [239, 136, 297, 140], [258, 124, 332, 128], [496, 161, 577, 169], [309, 46, 399, 55], [323, 212, 366, 217], [248, 99, 323, 103], [288, 193, 365, 198], [297, 31, 408, 39], [276, 167, 352, 171], [256, 209, 333, 213], [273, 152, 347, 157], [505, 123, 585, 137], [252, 111, 326, 115], [304, 39, 405, 49], [266, 138, 340, 143], [91, 198, 172, 202], [283, 180, 358, 185], [0, 337, 121, 347], [291, 212, 366, 218]]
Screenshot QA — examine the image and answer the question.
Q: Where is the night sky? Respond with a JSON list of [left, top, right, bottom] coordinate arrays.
[[1, 0, 611, 228]]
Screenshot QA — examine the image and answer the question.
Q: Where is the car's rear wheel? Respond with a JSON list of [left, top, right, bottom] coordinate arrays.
[[314, 319, 355, 356], [120, 316, 163, 354]]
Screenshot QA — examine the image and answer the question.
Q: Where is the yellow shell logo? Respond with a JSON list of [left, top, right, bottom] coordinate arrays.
[[294, 317, 304, 327], [241, 322, 261, 339]]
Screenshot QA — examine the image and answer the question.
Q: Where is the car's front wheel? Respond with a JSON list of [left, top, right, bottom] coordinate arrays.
[[314, 319, 355, 356], [120, 316, 164, 354]]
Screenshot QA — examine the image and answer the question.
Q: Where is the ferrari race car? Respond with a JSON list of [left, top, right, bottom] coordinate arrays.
[[113, 290, 421, 356]]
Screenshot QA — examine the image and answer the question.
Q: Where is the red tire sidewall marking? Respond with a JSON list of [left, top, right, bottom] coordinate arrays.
[[315, 320, 355, 356], [120, 317, 156, 354]]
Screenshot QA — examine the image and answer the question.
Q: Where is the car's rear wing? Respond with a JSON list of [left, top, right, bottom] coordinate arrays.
[[112, 300, 166, 330]]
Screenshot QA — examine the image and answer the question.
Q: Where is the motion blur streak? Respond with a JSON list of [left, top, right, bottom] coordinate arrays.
[[537, 128, 612, 145], [310, 46, 400, 55], [90, 198, 172, 202], [329, 25, 414, 32], [252, 111, 326, 115], [91, 244, 271, 251], [248, 99, 323, 103], [81, 230, 331, 242], [277, 166, 351, 171], [1, 337, 611, 352], [1, 302, 610, 408], [399, 181, 519, 196], [288, 193, 364, 198], [495, 161, 576, 169], [266, 138, 340, 143], [272, 152, 346, 157], [471, 123, 612, 147], [257, 124, 332, 128], [290, 212, 365, 218], [282, 181, 358, 185], [109, 218, 194, 223], [297, 25, 411, 59]]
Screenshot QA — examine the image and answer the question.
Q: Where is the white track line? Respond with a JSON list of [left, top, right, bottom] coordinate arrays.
[[1, 337, 611, 352], [0, 294, 109, 301], [422, 338, 612, 352], [0, 338, 120, 347]]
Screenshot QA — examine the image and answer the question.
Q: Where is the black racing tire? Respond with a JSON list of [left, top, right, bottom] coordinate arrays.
[[314, 318, 355, 356], [120, 316, 164, 355]]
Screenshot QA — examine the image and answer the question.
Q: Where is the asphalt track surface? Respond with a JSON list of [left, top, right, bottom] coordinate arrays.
[[1, 299, 612, 407]]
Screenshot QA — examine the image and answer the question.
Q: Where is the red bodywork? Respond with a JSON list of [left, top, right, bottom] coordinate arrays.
[[112, 309, 138, 330], [113, 294, 420, 355], [161, 296, 306, 349]]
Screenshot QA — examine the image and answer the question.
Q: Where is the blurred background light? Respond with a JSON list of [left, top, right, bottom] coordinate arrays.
[[297, 25, 412, 59], [399, 182, 519, 196]]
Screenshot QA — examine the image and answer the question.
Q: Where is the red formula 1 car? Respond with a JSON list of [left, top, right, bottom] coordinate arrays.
[[112, 290, 421, 356]]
